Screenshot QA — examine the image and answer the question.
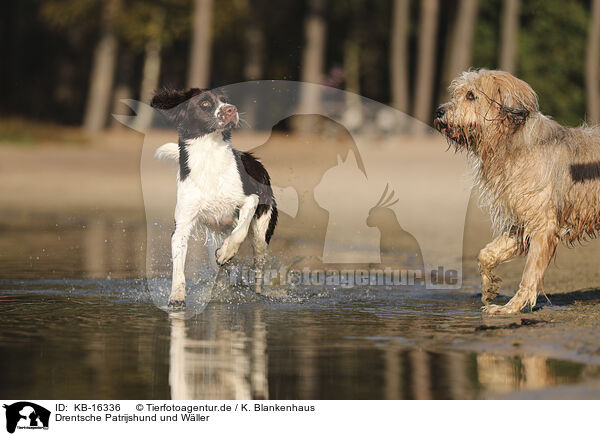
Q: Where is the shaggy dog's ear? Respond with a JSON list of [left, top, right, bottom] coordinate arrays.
[[490, 75, 538, 127], [502, 106, 530, 126], [491, 87, 532, 128], [151, 87, 203, 110]]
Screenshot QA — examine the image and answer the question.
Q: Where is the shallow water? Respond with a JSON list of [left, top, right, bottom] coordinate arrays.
[[1, 278, 598, 400]]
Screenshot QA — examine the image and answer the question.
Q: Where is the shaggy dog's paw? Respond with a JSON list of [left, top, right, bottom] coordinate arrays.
[[481, 290, 499, 305], [482, 303, 520, 315], [480, 271, 502, 304]]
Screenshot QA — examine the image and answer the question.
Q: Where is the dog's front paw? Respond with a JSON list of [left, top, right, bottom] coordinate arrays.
[[168, 298, 186, 310], [481, 289, 500, 305], [481, 273, 501, 305], [216, 238, 239, 265], [482, 303, 520, 315], [168, 285, 186, 309]]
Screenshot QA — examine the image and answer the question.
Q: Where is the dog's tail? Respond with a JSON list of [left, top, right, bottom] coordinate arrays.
[[154, 142, 179, 161]]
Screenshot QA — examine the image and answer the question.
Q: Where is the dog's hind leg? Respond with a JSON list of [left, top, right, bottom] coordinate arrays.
[[250, 207, 273, 258], [250, 207, 274, 293], [216, 194, 259, 265], [484, 230, 557, 314], [478, 232, 521, 305]]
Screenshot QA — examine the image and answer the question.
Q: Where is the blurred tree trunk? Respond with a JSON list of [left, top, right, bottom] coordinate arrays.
[[342, 38, 363, 131], [111, 51, 134, 127], [187, 0, 213, 89], [587, 0, 600, 124], [443, 0, 478, 88], [244, 14, 264, 81], [390, 0, 410, 113], [413, 0, 439, 128], [295, 0, 327, 132], [132, 8, 165, 132], [83, 0, 120, 134], [243, 9, 265, 129], [134, 35, 162, 131], [499, 0, 519, 73]]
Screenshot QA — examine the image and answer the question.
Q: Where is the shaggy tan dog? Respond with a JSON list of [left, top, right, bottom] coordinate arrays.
[[434, 69, 600, 314]]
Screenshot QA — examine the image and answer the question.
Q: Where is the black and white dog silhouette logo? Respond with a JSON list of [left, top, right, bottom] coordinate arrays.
[[3, 402, 50, 433]]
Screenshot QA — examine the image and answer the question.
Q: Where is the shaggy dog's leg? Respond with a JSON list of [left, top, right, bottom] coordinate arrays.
[[484, 231, 557, 314], [216, 194, 259, 265], [478, 232, 521, 305]]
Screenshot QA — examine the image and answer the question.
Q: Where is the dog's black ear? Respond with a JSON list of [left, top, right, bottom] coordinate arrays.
[[151, 87, 203, 110], [151, 88, 204, 126]]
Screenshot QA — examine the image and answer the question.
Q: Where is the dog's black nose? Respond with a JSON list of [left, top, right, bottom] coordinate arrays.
[[435, 105, 445, 119]]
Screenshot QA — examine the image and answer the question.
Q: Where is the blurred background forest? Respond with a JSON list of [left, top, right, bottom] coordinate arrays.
[[2, 0, 600, 137]]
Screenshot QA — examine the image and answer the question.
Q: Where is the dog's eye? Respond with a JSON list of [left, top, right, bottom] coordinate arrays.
[[201, 100, 211, 108], [466, 91, 476, 101]]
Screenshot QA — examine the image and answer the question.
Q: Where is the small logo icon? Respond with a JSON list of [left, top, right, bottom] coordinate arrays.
[[3, 402, 50, 434]]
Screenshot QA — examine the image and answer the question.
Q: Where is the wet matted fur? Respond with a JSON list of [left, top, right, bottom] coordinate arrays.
[[434, 69, 600, 314]]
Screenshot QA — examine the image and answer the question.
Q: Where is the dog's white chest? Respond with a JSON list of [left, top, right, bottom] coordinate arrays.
[[177, 135, 245, 228]]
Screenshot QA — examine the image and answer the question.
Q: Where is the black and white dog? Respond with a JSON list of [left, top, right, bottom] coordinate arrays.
[[151, 87, 278, 308]]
